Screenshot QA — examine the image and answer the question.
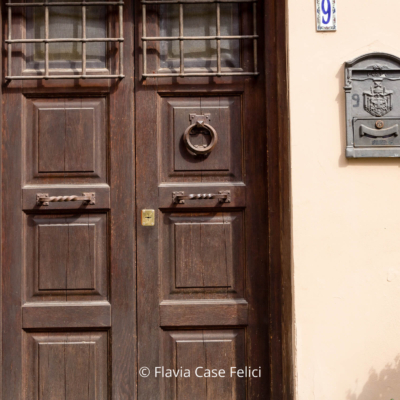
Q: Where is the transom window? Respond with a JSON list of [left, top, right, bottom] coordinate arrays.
[[6, 1, 124, 80]]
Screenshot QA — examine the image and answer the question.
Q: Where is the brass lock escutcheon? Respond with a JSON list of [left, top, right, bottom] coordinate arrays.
[[183, 113, 218, 156], [141, 209, 155, 226]]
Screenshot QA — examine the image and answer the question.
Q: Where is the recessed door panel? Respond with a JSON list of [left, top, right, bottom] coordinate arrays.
[[23, 331, 108, 400], [25, 214, 107, 302], [161, 212, 244, 296], [160, 96, 242, 182], [25, 97, 107, 184], [161, 330, 246, 400]]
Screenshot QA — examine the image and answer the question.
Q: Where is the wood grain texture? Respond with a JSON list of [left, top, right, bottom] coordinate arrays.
[[67, 223, 95, 290], [25, 214, 107, 302], [164, 330, 246, 400], [200, 339, 233, 399], [162, 212, 244, 298], [159, 299, 248, 327], [267, 0, 294, 397], [175, 221, 232, 288], [38, 224, 69, 290], [65, 108, 94, 172], [136, 7, 160, 396], [2, 7, 23, 399], [39, 342, 67, 400], [22, 302, 111, 329], [109, 0, 136, 398], [176, 341, 206, 399], [27, 97, 106, 184], [38, 108, 66, 172], [37, 221, 96, 291], [24, 332, 107, 400], [38, 342, 96, 400], [2, 4, 135, 400]]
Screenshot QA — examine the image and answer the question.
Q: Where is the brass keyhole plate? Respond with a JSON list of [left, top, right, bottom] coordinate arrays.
[[141, 209, 155, 226]]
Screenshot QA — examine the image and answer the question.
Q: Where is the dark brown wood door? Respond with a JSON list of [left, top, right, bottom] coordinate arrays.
[[1, 1, 290, 399], [136, 2, 270, 399], [2, 2, 135, 399]]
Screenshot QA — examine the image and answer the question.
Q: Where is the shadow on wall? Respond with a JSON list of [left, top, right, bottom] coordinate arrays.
[[347, 355, 400, 400]]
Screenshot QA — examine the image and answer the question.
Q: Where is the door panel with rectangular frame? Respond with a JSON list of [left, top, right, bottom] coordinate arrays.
[[2, 2, 135, 400], [136, 1, 270, 398]]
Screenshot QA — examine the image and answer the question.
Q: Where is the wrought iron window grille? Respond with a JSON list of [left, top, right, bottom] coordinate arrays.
[[5, 1, 124, 80], [141, 0, 259, 78]]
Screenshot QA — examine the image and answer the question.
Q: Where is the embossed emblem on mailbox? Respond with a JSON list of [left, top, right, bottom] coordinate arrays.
[[344, 53, 400, 158], [364, 80, 393, 117]]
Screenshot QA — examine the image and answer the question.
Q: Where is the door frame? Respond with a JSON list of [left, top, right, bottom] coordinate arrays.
[[0, 0, 292, 398], [263, 0, 293, 398]]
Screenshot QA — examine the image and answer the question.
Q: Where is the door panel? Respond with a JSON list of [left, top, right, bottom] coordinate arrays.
[[25, 213, 107, 302], [2, 2, 135, 399], [160, 96, 242, 181], [161, 330, 246, 400], [136, 2, 269, 398], [23, 331, 108, 400], [25, 97, 106, 183], [161, 212, 244, 294]]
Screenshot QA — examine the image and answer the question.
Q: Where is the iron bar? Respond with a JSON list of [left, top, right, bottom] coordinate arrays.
[[216, 3, 221, 75], [44, 2, 49, 78], [141, 0, 258, 79], [6, 38, 123, 43], [142, 35, 257, 41], [36, 193, 95, 206], [6, 74, 124, 80], [253, 2, 257, 73], [143, 72, 259, 77], [82, 4, 86, 76], [173, 190, 231, 204], [8, 7, 12, 78], [6, 1, 124, 80], [179, 3, 184, 75], [142, 4, 147, 77], [119, 3, 124, 76], [142, 0, 256, 3], [7, 2, 124, 6]]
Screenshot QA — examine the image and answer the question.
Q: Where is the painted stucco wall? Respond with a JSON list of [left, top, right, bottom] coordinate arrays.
[[288, 1, 400, 399]]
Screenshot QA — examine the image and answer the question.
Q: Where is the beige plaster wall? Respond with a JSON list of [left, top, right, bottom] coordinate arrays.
[[288, 1, 400, 399]]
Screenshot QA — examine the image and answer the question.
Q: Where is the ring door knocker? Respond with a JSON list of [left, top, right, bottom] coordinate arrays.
[[183, 113, 218, 156]]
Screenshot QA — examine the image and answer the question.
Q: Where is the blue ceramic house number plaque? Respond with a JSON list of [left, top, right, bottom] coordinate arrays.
[[316, 0, 337, 31]]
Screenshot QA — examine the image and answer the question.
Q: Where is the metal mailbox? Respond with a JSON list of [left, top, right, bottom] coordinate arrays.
[[345, 53, 400, 158]]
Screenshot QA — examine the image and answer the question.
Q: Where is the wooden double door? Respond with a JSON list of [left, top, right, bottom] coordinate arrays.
[[1, 1, 288, 399]]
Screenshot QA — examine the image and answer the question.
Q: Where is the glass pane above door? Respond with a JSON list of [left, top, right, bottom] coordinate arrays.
[[26, 0, 107, 70], [141, 0, 259, 78], [159, 3, 240, 71]]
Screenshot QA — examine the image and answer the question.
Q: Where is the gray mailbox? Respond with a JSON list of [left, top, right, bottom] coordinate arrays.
[[345, 53, 400, 158]]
